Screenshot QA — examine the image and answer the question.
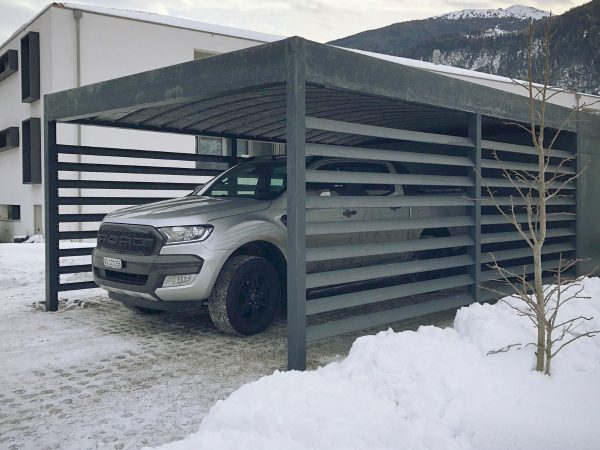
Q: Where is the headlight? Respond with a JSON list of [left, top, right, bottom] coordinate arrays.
[[159, 225, 213, 244]]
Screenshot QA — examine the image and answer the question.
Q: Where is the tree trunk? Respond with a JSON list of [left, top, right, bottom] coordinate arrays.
[[533, 250, 546, 372]]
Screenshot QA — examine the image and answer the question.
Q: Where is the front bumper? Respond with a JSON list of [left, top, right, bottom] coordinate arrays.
[[92, 248, 204, 299]]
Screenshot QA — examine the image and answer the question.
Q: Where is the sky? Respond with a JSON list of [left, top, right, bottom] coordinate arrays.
[[0, 0, 591, 44]]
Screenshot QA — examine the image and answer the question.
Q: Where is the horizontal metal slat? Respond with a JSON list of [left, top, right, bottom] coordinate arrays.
[[306, 195, 473, 209], [306, 143, 474, 167], [58, 162, 220, 177], [58, 197, 170, 206], [481, 213, 574, 225], [481, 243, 575, 264], [481, 228, 575, 245], [58, 231, 98, 240], [485, 196, 575, 206], [481, 177, 575, 189], [481, 140, 572, 158], [59, 264, 93, 275], [58, 213, 107, 223], [480, 259, 564, 282], [306, 215, 474, 236], [59, 247, 95, 257], [58, 180, 199, 191], [306, 170, 474, 187], [481, 159, 575, 174], [305, 117, 474, 147], [57, 281, 98, 292], [307, 274, 474, 315], [479, 276, 555, 303], [57, 144, 231, 163], [306, 254, 474, 289], [307, 292, 475, 342], [307, 235, 473, 262]]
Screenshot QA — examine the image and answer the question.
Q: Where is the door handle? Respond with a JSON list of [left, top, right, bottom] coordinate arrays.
[[343, 209, 357, 218]]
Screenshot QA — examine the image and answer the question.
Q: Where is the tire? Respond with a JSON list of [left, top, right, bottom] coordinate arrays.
[[208, 255, 281, 335], [414, 232, 452, 280]]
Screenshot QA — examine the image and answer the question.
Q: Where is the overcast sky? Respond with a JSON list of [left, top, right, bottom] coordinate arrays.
[[0, 0, 590, 44]]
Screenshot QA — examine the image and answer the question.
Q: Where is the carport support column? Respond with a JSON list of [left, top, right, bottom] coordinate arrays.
[[469, 114, 482, 302], [286, 37, 307, 371], [44, 120, 59, 311]]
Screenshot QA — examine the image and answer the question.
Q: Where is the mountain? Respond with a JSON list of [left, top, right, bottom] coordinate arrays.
[[329, 2, 600, 95], [433, 5, 549, 20]]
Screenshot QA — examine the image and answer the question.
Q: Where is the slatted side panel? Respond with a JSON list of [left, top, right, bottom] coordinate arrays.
[[479, 136, 577, 297], [45, 130, 232, 308], [303, 117, 478, 342]]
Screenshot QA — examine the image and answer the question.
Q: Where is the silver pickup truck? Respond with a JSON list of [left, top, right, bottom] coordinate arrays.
[[92, 156, 465, 335]]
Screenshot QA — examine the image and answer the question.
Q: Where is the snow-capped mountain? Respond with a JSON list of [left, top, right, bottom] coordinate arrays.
[[329, 1, 599, 95], [435, 5, 550, 21]]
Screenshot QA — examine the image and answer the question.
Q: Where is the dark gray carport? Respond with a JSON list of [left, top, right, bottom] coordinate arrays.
[[44, 37, 600, 370]]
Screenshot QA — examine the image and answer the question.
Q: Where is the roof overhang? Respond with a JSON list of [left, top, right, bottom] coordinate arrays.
[[46, 37, 594, 144]]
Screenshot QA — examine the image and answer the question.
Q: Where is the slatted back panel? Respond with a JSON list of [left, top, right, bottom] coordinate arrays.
[[302, 116, 576, 342], [45, 122, 232, 309], [304, 117, 478, 341], [478, 130, 577, 300]]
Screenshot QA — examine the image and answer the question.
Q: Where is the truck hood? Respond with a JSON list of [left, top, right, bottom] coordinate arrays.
[[103, 196, 270, 226]]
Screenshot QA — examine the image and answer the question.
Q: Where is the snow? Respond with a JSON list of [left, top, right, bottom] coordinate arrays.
[[151, 279, 600, 450], [435, 5, 549, 21], [58, 3, 283, 43]]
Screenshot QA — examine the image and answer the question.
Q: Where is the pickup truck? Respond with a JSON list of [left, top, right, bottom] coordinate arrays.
[[92, 156, 465, 335]]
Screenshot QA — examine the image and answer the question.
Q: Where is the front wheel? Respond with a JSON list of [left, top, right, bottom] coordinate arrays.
[[208, 255, 280, 335]]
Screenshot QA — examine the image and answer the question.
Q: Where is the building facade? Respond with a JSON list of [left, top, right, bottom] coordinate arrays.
[[0, 3, 282, 242]]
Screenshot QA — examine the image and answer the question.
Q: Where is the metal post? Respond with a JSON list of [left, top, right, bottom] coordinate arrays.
[[468, 113, 482, 301], [573, 128, 582, 276], [230, 138, 238, 167], [286, 37, 307, 371], [44, 120, 59, 311]]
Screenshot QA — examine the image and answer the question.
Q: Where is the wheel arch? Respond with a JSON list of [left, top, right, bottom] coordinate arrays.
[[229, 240, 287, 288]]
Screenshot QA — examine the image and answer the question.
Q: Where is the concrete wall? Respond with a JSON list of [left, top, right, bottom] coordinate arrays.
[[0, 5, 273, 242]]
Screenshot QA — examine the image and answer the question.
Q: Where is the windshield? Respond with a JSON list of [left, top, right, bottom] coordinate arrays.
[[198, 161, 286, 200]]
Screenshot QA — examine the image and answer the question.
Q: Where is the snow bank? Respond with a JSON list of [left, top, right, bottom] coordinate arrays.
[[151, 278, 600, 450]]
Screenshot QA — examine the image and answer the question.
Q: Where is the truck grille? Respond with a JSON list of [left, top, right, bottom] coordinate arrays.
[[97, 223, 161, 256]]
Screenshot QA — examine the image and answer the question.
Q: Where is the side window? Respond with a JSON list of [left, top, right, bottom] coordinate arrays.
[[309, 161, 395, 196]]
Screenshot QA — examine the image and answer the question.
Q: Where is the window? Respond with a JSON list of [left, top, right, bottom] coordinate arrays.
[[0, 49, 18, 83], [22, 118, 41, 184], [309, 161, 395, 196], [0, 205, 21, 221], [0, 127, 19, 152], [21, 32, 40, 103], [200, 161, 287, 200], [195, 136, 229, 171]]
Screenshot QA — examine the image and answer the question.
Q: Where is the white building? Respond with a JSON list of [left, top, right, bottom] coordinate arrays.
[[0, 2, 283, 242]]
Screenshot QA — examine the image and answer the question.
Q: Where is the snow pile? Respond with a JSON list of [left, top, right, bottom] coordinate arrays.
[[151, 278, 600, 450], [436, 5, 549, 21]]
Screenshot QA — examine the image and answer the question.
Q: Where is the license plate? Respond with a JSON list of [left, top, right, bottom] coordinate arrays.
[[103, 257, 122, 270]]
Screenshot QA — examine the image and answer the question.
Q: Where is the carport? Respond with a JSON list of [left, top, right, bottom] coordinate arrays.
[[44, 37, 600, 370]]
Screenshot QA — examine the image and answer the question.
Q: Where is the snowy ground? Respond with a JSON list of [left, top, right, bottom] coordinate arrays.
[[0, 243, 454, 449], [152, 278, 600, 450]]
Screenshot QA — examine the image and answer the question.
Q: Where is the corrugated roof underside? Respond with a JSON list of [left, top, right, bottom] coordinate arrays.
[[74, 84, 471, 145]]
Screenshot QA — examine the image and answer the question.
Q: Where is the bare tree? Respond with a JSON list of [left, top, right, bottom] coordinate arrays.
[[480, 20, 598, 375]]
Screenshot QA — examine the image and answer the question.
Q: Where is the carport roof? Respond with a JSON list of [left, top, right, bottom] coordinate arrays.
[[45, 37, 579, 144]]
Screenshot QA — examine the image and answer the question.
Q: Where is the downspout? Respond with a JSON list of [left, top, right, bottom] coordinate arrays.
[[73, 9, 83, 229]]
